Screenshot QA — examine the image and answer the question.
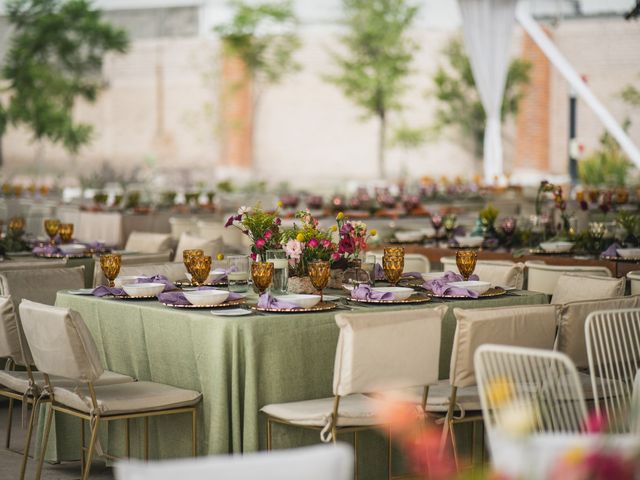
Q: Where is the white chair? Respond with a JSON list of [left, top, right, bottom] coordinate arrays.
[[92, 253, 173, 287], [197, 219, 251, 253], [168, 216, 198, 240], [0, 295, 133, 480], [627, 271, 640, 295], [261, 307, 446, 478], [117, 262, 188, 283], [174, 232, 224, 262], [124, 231, 173, 254], [585, 308, 640, 432], [441, 257, 525, 289], [432, 305, 559, 465], [524, 262, 611, 295], [0, 267, 84, 306], [115, 444, 353, 480], [367, 253, 431, 273], [19, 300, 202, 480], [550, 273, 625, 305]]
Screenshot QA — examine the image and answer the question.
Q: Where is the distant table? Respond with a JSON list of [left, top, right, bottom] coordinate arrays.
[[46, 289, 547, 478]]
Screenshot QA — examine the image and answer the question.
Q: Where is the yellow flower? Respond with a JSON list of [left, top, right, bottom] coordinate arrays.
[[369, 229, 378, 237], [277, 201, 284, 208], [216, 253, 225, 261], [563, 447, 585, 465], [336, 212, 344, 221], [296, 233, 305, 242], [330, 225, 337, 232]]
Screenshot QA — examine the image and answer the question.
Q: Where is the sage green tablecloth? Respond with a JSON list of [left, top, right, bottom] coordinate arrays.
[[47, 290, 547, 476]]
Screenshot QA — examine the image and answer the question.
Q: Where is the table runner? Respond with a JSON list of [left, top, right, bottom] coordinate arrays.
[[46, 289, 547, 477]]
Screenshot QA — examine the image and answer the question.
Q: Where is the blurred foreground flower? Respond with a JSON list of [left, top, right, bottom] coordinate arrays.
[[550, 446, 637, 480]]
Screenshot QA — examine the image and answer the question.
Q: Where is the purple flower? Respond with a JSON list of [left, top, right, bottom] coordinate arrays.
[[225, 216, 235, 228], [275, 217, 282, 226]]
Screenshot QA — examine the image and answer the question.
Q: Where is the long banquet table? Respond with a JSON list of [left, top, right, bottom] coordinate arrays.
[[46, 289, 547, 477]]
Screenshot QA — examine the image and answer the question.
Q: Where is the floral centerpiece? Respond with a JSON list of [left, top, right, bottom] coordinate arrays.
[[335, 212, 377, 261], [225, 204, 282, 261]]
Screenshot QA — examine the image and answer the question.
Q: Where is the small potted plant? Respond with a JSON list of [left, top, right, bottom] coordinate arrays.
[[225, 204, 282, 262]]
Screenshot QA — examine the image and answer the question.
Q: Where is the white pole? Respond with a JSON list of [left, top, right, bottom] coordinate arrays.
[[516, 5, 640, 168]]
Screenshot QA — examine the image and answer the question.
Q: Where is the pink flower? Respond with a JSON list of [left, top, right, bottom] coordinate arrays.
[[321, 239, 331, 249], [331, 252, 341, 261], [264, 230, 272, 240], [275, 217, 282, 226], [308, 238, 319, 248], [284, 239, 303, 261], [255, 238, 266, 249], [250, 252, 257, 261]]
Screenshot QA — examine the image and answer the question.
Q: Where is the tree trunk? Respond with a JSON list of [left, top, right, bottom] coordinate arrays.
[[378, 112, 386, 179]]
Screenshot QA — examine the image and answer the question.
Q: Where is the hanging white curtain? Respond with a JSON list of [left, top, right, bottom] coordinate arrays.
[[458, 0, 517, 183]]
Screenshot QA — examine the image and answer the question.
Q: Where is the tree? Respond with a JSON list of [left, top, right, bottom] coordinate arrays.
[[327, 0, 419, 179], [214, 0, 300, 159], [0, 0, 129, 165], [431, 37, 531, 159]]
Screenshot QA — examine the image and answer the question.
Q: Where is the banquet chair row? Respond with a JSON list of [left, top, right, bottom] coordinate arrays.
[[367, 252, 431, 274]]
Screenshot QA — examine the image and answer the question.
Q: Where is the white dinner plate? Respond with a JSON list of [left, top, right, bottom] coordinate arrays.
[[323, 295, 340, 302], [68, 288, 95, 295], [210, 309, 252, 317]]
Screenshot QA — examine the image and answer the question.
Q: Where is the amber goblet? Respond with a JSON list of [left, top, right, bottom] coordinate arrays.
[[308, 260, 331, 303], [59, 223, 74, 243], [382, 255, 404, 286], [383, 246, 405, 258], [251, 262, 274, 296], [100, 254, 122, 288], [8, 217, 25, 234], [183, 249, 204, 277], [44, 219, 61, 245], [190, 255, 212, 286], [456, 249, 477, 281]]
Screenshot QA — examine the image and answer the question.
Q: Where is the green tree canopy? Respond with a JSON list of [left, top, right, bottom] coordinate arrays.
[[0, 0, 129, 154], [327, 0, 419, 178], [432, 37, 531, 159]]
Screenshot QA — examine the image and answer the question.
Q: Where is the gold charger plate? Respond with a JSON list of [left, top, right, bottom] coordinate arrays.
[[601, 254, 640, 262], [347, 294, 431, 305], [427, 286, 506, 299], [161, 298, 246, 309], [34, 252, 93, 259], [251, 301, 338, 313], [175, 281, 229, 288], [528, 248, 574, 256], [110, 294, 158, 300]]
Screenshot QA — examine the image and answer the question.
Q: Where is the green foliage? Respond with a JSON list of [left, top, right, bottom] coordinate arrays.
[[0, 0, 129, 153], [479, 203, 499, 226], [431, 37, 532, 158], [214, 1, 300, 86], [621, 83, 640, 108], [390, 124, 430, 150], [0, 229, 29, 253], [578, 128, 633, 187], [616, 210, 639, 237]]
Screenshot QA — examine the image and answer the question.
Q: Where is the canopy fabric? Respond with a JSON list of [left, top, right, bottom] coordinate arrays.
[[458, 0, 517, 183]]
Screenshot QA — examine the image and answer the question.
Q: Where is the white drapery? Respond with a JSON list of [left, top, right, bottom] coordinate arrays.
[[458, 0, 517, 183]]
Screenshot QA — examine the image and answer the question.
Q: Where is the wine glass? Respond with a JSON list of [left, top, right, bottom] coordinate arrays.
[[430, 213, 443, 246], [59, 223, 74, 243], [190, 255, 212, 287], [100, 254, 122, 288], [183, 249, 204, 280], [8, 217, 25, 235], [44, 219, 61, 245], [308, 260, 331, 303], [382, 246, 404, 286], [456, 249, 477, 281], [251, 262, 274, 296], [500, 217, 517, 250]]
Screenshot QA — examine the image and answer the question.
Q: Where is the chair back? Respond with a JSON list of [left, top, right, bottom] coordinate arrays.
[[440, 257, 525, 289], [117, 262, 188, 283], [628, 271, 640, 295], [168, 216, 198, 240], [551, 273, 625, 305], [585, 308, 640, 432], [114, 444, 353, 480], [0, 295, 30, 367], [475, 345, 588, 438], [450, 304, 558, 388], [332, 306, 446, 396], [174, 233, 224, 262], [124, 231, 173, 254], [93, 253, 173, 286], [525, 262, 611, 295], [367, 253, 430, 274], [0, 258, 67, 272], [18, 300, 104, 383], [557, 295, 640, 369], [0, 266, 84, 309]]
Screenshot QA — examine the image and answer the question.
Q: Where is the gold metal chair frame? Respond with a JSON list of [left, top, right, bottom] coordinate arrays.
[[31, 375, 199, 480], [265, 386, 430, 480]]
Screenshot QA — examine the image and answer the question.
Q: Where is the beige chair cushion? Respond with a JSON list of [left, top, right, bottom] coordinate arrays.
[[441, 258, 525, 290], [117, 262, 188, 283], [0, 296, 23, 364], [557, 295, 640, 369], [261, 394, 384, 428], [0, 267, 84, 308], [0, 370, 133, 395], [19, 300, 105, 383], [125, 231, 173, 254], [551, 274, 626, 305], [174, 233, 224, 262], [0, 258, 67, 271], [450, 305, 558, 388], [93, 253, 173, 286], [53, 381, 201, 415], [378, 382, 482, 413], [628, 271, 640, 295], [333, 306, 447, 396]]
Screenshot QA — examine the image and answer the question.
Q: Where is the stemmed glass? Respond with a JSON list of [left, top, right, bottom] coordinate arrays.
[[251, 262, 274, 296], [430, 213, 443, 246], [308, 260, 331, 303], [59, 223, 74, 243], [44, 219, 61, 245], [443, 214, 457, 242], [190, 256, 212, 287], [500, 217, 517, 251], [456, 249, 477, 281], [100, 254, 122, 288], [589, 222, 606, 256], [383, 246, 405, 286], [183, 249, 204, 283], [8, 217, 25, 235]]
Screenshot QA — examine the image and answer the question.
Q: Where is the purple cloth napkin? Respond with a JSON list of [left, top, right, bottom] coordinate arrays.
[[136, 275, 177, 292], [424, 271, 480, 298], [351, 284, 394, 301], [602, 242, 620, 257], [32, 244, 61, 255], [257, 293, 301, 310], [158, 287, 241, 306], [92, 286, 125, 297], [83, 241, 107, 252]]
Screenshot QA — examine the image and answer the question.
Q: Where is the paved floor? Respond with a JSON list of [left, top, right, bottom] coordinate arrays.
[[0, 401, 114, 480]]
